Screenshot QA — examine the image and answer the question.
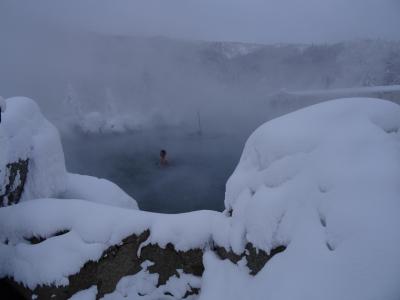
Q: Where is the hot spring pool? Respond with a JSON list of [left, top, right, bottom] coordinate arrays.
[[61, 129, 244, 213]]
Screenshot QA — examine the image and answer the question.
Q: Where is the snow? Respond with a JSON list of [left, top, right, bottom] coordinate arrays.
[[69, 286, 98, 300], [1, 97, 400, 299], [0, 198, 226, 289], [216, 98, 400, 299], [102, 261, 200, 300], [63, 173, 138, 209], [0, 97, 67, 201]]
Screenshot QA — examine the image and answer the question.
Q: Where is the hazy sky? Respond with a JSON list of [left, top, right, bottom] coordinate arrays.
[[1, 0, 400, 44]]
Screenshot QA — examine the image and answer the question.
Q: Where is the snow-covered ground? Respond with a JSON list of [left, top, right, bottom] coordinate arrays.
[[1, 96, 400, 299]]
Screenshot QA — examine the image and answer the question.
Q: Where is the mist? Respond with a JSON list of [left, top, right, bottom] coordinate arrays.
[[2, 0, 400, 43], [1, 0, 400, 212]]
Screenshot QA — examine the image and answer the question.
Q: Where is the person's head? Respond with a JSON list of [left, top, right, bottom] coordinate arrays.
[[160, 149, 167, 159]]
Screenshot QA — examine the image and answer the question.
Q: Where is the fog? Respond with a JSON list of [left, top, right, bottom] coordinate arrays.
[[2, 0, 400, 43], [1, 1, 400, 212]]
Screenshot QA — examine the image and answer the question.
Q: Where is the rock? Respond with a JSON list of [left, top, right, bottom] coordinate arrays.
[[140, 243, 204, 286], [0, 159, 29, 207], [5, 231, 150, 300], [214, 246, 243, 264], [4, 228, 285, 299], [245, 243, 286, 275]]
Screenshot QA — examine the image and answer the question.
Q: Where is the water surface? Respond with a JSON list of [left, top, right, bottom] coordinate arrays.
[[61, 128, 244, 213]]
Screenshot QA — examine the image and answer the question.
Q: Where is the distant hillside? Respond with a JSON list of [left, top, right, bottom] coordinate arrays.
[[1, 31, 400, 130]]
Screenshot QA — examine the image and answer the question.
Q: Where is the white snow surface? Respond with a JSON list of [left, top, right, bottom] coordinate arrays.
[[102, 261, 200, 300], [63, 173, 138, 210], [0, 97, 67, 201], [218, 98, 400, 299], [0, 198, 226, 289], [69, 286, 98, 300], [1, 97, 400, 300]]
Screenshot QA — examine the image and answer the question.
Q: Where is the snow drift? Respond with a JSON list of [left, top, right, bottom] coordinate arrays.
[[209, 98, 400, 300]]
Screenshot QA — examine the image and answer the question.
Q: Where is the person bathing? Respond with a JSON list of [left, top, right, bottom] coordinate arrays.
[[159, 149, 169, 166]]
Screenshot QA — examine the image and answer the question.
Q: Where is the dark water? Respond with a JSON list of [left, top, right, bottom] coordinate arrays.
[[61, 128, 244, 213]]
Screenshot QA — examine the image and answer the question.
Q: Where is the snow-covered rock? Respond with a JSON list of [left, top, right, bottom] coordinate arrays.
[[0, 97, 67, 201], [0, 199, 225, 290], [212, 98, 400, 300]]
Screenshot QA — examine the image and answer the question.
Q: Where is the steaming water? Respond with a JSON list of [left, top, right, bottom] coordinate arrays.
[[61, 128, 244, 213]]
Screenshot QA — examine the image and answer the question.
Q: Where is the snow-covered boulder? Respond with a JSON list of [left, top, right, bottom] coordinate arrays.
[[206, 98, 400, 300], [0, 97, 67, 202]]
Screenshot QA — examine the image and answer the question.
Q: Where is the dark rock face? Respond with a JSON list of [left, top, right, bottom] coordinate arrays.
[[214, 243, 287, 275], [245, 243, 286, 275], [140, 243, 204, 286], [0, 159, 29, 207], [24, 229, 70, 245], [5, 228, 286, 300], [5, 231, 150, 300], [214, 246, 243, 264]]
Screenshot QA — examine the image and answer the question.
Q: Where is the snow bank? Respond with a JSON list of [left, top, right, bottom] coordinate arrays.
[[0, 97, 67, 200], [63, 173, 138, 209], [0, 198, 226, 289], [210, 98, 400, 299]]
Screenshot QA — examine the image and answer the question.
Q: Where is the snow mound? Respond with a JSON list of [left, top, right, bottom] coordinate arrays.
[[0, 198, 225, 289], [211, 98, 400, 299], [63, 173, 138, 209], [0, 97, 67, 201]]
